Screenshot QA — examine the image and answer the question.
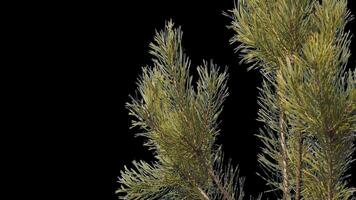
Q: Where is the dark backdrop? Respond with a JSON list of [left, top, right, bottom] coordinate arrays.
[[61, 1, 356, 199]]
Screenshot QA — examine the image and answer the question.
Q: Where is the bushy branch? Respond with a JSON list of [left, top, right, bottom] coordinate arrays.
[[118, 21, 254, 200], [228, 0, 355, 199]]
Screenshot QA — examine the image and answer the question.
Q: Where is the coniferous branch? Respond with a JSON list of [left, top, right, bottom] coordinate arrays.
[[118, 21, 258, 200], [226, 0, 315, 199], [228, 0, 355, 199], [276, 0, 356, 198]]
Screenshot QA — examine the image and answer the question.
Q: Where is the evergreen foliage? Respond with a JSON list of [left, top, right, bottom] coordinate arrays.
[[118, 0, 356, 199], [227, 0, 355, 199], [117, 21, 255, 200]]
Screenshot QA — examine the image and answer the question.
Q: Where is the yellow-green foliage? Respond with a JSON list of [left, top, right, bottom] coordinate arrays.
[[228, 0, 355, 199], [117, 21, 252, 200]]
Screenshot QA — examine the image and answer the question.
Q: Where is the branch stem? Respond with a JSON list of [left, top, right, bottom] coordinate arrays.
[[197, 186, 210, 200], [295, 132, 303, 200], [326, 130, 334, 200], [193, 149, 233, 200], [207, 166, 234, 200], [277, 67, 290, 200], [279, 110, 290, 200]]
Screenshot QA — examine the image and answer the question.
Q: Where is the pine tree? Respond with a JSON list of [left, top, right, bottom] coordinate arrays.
[[117, 21, 255, 200], [227, 0, 355, 199]]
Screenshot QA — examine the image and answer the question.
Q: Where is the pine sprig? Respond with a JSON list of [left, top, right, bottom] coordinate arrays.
[[228, 0, 355, 199], [118, 21, 255, 200]]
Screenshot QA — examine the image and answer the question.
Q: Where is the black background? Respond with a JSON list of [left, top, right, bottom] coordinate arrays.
[[51, 0, 356, 199]]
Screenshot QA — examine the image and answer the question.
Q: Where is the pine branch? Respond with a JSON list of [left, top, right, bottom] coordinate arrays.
[[119, 20, 253, 200], [227, 0, 314, 198], [227, 0, 355, 199]]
